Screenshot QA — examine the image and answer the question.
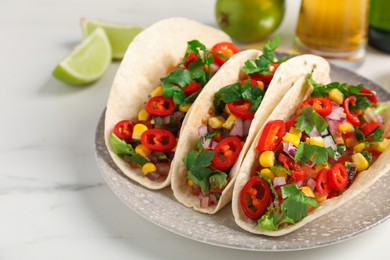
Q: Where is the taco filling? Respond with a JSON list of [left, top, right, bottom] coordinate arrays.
[[239, 75, 390, 231], [109, 40, 240, 182]]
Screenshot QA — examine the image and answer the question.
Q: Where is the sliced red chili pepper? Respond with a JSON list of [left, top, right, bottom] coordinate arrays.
[[278, 153, 295, 170], [302, 97, 333, 117], [343, 95, 360, 126], [113, 120, 134, 141], [227, 100, 255, 119], [183, 80, 201, 96], [315, 168, 332, 195], [285, 114, 299, 130], [248, 63, 280, 85], [361, 121, 381, 136], [140, 129, 176, 152], [211, 136, 243, 171], [211, 42, 241, 67], [359, 87, 378, 105], [145, 96, 175, 116], [328, 163, 348, 190], [256, 120, 286, 152], [239, 176, 271, 220]]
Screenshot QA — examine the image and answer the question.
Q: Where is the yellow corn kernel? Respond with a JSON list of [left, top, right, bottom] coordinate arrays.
[[208, 116, 225, 129], [150, 85, 164, 97], [338, 123, 354, 133], [308, 136, 325, 147], [329, 88, 345, 105], [142, 162, 156, 175], [256, 80, 265, 91], [204, 64, 215, 74], [300, 186, 315, 198], [283, 132, 301, 147], [187, 179, 193, 187], [179, 103, 192, 112], [135, 144, 152, 157], [259, 151, 275, 168], [138, 109, 150, 121], [353, 143, 366, 153], [371, 138, 390, 152], [225, 104, 231, 114], [315, 164, 329, 172], [222, 114, 237, 130], [345, 137, 359, 148], [314, 191, 328, 203], [289, 127, 302, 139], [132, 123, 148, 140], [260, 168, 275, 181], [274, 171, 288, 179], [351, 152, 369, 172]]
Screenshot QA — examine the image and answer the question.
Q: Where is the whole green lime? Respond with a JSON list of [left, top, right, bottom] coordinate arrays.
[[215, 0, 285, 43]]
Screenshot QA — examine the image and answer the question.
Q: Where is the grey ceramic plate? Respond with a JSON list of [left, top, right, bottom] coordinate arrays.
[[94, 63, 390, 251]]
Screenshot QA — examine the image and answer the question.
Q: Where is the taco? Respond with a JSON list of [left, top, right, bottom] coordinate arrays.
[[104, 17, 240, 189], [170, 41, 331, 214], [232, 74, 390, 236]]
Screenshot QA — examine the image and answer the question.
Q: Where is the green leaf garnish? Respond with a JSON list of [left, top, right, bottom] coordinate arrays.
[[295, 106, 328, 133]]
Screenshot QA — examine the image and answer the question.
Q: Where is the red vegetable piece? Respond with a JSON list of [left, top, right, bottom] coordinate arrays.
[[343, 95, 360, 126], [328, 163, 348, 191], [227, 100, 255, 119], [315, 168, 332, 195], [256, 120, 286, 151], [183, 80, 201, 96], [211, 42, 241, 67], [211, 136, 243, 171], [302, 97, 333, 117], [359, 87, 378, 105], [113, 120, 134, 141], [140, 129, 176, 152], [145, 96, 175, 116]]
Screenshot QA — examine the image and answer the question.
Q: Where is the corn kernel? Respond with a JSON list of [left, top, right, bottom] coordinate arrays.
[[345, 137, 358, 148], [204, 64, 215, 74], [338, 123, 354, 133], [351, 152, 369, 172], [138, 109, 150, 121], [222, 114, 237, 130], [329, 88, 345, 105], [353, 143, 366, 153], [179, 103, 192, 112], [208, 116, 225, 129], [142, 162, 156, 175], [274, 171, 288, 179], [187, 179, 193, 187], [260, 168, 275, 181], [150, 85, 164, 97], [283, 132, 301, 147], [132, 123, 148, 140], [225, 104, 231, 114], [371, 138, 390, 152], [256, 81, 265, 91], [289, 127, 302, 139], [315, 164, 329, 171], [259, 151, 275, 168], [300, 186, 315, 198], [308, 136, 325, 147], [314, 191, 328, 203], [135, 144, 152, 157]]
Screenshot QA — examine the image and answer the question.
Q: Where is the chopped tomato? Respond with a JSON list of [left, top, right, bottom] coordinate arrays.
[[185, 51, 199, 68], [291, 167, 305, 181], [211, 136, 243, 171], [256, 120, 286, 151], [145, 96, 175, 116], [302, 97, 333, 117], [343, 95, 360, 126], [328, 163, 348, 190], [359, 87, 378, 105], [183, 80, 201, 96], [227, 100, 255, 119], [240, 79, 258, 87], [113, 120, 134, 141], [140, 129, 176, 152], [248, 63, 280, 85], [239, 176, 271, 220], [211, 42, 240, 66], [316, 168, 332, 195]]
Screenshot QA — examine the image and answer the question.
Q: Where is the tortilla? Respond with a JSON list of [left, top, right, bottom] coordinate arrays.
[[104, 17, 231, 189], [232, 84, 390, 236], [171, 52, 331, 214]]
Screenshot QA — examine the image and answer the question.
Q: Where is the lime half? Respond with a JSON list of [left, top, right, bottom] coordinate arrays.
[[80, 18, 144, 59], [52, 27, 112, 85]]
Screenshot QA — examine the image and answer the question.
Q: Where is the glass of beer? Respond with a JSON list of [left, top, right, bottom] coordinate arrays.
[[294, 0, 370, 60]]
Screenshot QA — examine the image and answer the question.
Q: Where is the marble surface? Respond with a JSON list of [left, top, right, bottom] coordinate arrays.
[[1, 0, 390, 259]]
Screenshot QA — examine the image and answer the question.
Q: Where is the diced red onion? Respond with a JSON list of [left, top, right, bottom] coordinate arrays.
[[230, 118, 244, 137], [198, 125, 208, 137], [243, 119, 252, 137], [209, 194, 218, 205], [308, 127, 320, 137], [156, 162, 170, 177], [273, 177, 286, 187], [199, 195, 209, 208], [202, 137, 218, 150], [326, 104, 345, 121], [307, 178, 316, 191], [296, 180, 304, 188], [146, 171, 160, 181], [323, 135, 337, 150], [283, 142, 297, 159]]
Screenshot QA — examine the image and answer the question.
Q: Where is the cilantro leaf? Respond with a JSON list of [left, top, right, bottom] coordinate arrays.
[[184, 150, 215, 194], [280, 184, 319, 222], [162, 68, 191, 105], [216, 82, 243, 103], [209, 171, 228, 190], [270, 164, 291, 176], [294, 142, 335, 165], [258, 204, 295, 231], [110, 133, 135, 155], [295, 106, 328, 133], [356, 126, 384, 144]]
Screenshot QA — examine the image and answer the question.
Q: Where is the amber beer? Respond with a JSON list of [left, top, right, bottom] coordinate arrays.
[[294, 0, 369, 59]]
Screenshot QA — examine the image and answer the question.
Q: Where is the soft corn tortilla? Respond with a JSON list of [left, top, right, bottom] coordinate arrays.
[[171, 51, 331, 214], [232, 84, 390, 236], [104, 17, 231, 189]]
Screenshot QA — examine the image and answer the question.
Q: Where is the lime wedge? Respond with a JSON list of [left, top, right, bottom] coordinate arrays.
[[80, 18, 144, 59], [52, 27, 112, 85]]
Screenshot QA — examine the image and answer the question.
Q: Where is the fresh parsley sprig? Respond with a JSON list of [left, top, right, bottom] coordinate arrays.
[[109, 134, 148, 166]]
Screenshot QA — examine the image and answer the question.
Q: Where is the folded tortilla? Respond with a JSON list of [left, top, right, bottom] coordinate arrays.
[[171, 51, 331, 214], [232, 83, 390, 236], [104, 17, 231, 189]]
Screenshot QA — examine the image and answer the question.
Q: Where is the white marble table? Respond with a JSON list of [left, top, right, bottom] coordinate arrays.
[[2, 0, 390, 259]]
